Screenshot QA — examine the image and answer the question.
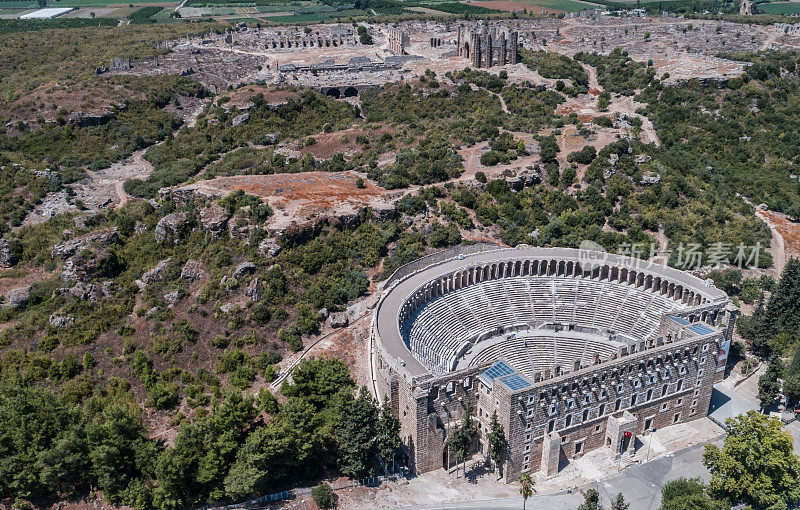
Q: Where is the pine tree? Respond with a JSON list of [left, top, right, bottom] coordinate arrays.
[[487, 411, 506, 478], [375, 403, 401, 474], [611, 492, 630, 510], [758, 354, 784, 410], [761, 258, 800, 350], [336, 387, 378, 478], [446, 401, 477, 478], [577, 488, 600, 510]]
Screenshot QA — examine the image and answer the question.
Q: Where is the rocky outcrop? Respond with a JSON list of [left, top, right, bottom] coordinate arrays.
[[155, 213, 191, 244], [163, 291, 180, 306], [245, 278, 261, 303], [73, 212, 107, 229], [67, 111, 114, 128], [49, 315, 75, 328], [56, 281, 114, 302], [232, 113, 250, 127], [60, 247, 118, 282], [0, 239, 19, 268], [52, 228, 120, 260], [181, 259, 207, 282], [329, 312, 349, 328], [199, 204, 231, 238], [233, 261, 256, 279], [137, 258, 173, 288], [258, 238, 282, 258], [7, 285, 32, 309], [228, 214, 253, 241]]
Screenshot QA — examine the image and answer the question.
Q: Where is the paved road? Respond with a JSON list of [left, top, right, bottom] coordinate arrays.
[[402, 440, 718, 510], [403, 382, 758, 510]]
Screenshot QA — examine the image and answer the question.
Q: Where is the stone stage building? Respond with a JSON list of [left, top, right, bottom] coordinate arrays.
[[371, 246, 736, 481]]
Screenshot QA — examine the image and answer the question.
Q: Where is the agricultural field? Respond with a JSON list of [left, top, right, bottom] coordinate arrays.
[[758, 1, 800, 14], [514, 0, 602, 12]]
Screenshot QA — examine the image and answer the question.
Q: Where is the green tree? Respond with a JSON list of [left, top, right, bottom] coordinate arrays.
[[703, 411, 800, 508], [577, 488, 599, 510], [758, 354, 784, 410], [376, 403, 401, 474], [659, 477, 718, 510], [337, 387, 379, 478], [610, 493, 629, 510], [519, 472, 535, 510], [281, 357, 354, 410], [446, 401, 478, 478], [487, 411, 506, 478]]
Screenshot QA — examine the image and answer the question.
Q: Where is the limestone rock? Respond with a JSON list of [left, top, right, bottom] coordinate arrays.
[[245, 277, 261, 303], [233, 261, 256, 279], [73, 212, 107, 229], [329, 312, 349, 328], [227, 214, 253, 240], [199, 204, 230, 238], [0, 239, 19, 268], [232, 113, 250, 127], [7, 285, 32, 309], [52, 228, 120, 260], [155, 213, 190, 244], [49, 315, 75, 328], [60, 247, 117, 282], [181, 259, 207, 282], [163, 291, 180, 306], [139, 258, 173, 286], [258, 238, 282, 258]]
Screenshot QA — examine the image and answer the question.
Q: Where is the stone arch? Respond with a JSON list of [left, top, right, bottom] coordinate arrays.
[[566, 261, 574, 277], [610, 266, 619, 282], [325, 87, 341, 98], [620, 268, 628, 284], [601, 265, 610, 280], [343, 86, 358, 98], [558, 260, 566, 276], [514, 260, 522, 276]]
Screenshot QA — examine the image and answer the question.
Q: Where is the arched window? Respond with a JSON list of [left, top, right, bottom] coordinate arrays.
[[548, 419, 556, 433], [565, 414, 572, 428]]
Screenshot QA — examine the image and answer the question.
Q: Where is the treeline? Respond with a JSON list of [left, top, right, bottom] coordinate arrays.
[[739, 258, 800, 358], [0, 18, 118, 35], [0, 357, 400, 508]]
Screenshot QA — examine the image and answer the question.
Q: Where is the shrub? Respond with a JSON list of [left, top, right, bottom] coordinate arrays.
[[311, 484, 336, 509]]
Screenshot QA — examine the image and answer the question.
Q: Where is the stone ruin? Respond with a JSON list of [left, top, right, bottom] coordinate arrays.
[[457, 23, 519, 68], [388, 27, 409, 55]]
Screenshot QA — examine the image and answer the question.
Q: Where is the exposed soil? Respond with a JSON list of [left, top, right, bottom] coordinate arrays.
[[172, 171, 399, 232]]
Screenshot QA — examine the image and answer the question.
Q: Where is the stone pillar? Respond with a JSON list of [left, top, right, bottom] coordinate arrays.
[[499, 31, 506, 65], [540, 432, 561, 476], [483, 32, 492, 67], [509, 31, 518, 63]]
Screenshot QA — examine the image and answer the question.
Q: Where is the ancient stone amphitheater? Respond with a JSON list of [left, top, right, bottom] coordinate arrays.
[[372, 246, 737, 480]]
